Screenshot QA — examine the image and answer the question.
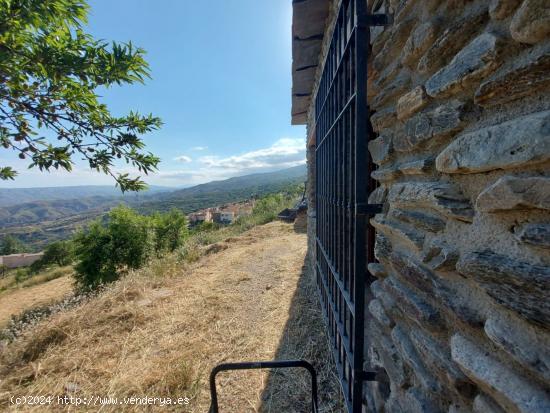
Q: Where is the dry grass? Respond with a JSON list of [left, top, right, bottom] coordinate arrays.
[[0, 273, 73, 327], [0, 222, 343, 412]]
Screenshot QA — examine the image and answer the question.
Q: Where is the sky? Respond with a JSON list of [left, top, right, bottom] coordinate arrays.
[[1, 0, 306, 188]]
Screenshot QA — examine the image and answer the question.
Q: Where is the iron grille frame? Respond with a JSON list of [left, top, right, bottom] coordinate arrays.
[[314, 1, 383, 411]]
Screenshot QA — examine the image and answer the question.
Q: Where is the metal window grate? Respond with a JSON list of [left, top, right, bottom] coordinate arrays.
[[314, 1, 382, 411]]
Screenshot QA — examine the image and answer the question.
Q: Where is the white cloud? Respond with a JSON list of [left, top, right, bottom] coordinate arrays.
[[156, 137, 306, 186], [191, 146, 208, 151], [198, 138, 305, 171], [173, 155, 192, 163]]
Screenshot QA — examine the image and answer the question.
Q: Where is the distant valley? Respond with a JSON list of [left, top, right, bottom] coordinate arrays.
[[0, 165, 306, 250]]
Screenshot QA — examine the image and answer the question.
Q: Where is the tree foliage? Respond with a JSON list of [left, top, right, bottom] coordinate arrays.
[[0, 234, 26, 255], [0, 0, 161, 191], [73, 206, 188, 289]]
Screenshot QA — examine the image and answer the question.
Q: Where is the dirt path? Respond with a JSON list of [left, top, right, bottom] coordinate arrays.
[[0, 276, 73, 327], [0, 222, 343, 412]]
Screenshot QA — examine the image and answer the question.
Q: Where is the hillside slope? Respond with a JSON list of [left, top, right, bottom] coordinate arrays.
[[0, 221, 342, 412]]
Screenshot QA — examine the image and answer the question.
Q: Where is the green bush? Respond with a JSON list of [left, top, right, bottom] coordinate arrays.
[[151, 209, 189, 254], [0, 235, 27, 255], [74, 206, 155, 290]]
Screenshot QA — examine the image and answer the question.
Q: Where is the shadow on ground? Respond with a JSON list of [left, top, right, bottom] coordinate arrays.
[[257, 256, 344, 413]]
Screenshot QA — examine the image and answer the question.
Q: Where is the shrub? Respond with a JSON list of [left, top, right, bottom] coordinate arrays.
[[151, 209, 189, 254], [0, 235, 27, 255], [74, 206, 155, 290]]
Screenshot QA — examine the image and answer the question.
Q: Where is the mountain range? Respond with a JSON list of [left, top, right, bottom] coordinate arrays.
[[0, 165, 306, 250]]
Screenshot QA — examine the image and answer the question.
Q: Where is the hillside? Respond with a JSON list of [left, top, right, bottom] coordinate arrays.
[[0, 185, 169, 208], [0, 221, 342, 412], [0, 165, 306, 250]]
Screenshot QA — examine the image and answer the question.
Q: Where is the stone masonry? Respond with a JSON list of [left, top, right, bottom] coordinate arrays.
[[296, 0, 550, 412]]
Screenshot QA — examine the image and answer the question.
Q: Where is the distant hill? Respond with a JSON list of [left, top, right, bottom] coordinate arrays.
[[138, 165, 307, 213], [0, 165, 306, 250], [0, 185, 170, 207]]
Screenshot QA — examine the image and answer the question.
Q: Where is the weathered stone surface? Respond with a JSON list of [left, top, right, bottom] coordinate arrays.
[[476, 176, 550, 212], [369, 185, 387, 205], [369, 299, 394, 328], [436, 110, 550, 174], [401, 20, 440, 67], [403, 387, 441, 413], [398, 158, 434, 175], [421, 239, 459, 271], [391, 250, 437, 293], [368, 135, 393, 165], [372, 330, 408, 388], [373, 19, 415, 72], [397, 100, 468, 153], [475, 49, 550, 106], [368, 262, 387, 278], [383, 277, 443, 329], [373, 69, 412, 110], [410, 329, 475, 397], [397, 86, 429, 121], [371, 167, 401, 182], [451, 334, 550, 413], [391, 326, 441, 393], [510, 0, 550, 44], [485, 310, 550, 381], [392, 208, 446, 233], [418, 11, 489, 75], [388, 181, 474, 222], [371, 214, 426, 251], [490, 0, 521, 20], [473, 394, 506, 413], [457, 250, 550, 327], [371, 106, 397, 133], [426, 33, 505, 98], [375, 232, 393, 262], [514, 223, 550, 248]]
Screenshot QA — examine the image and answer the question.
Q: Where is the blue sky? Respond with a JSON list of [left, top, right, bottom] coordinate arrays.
[[1, 0, 306, 188]]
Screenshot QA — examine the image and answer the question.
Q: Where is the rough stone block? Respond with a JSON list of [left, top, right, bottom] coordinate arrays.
[[372, 69, 412, 110], [368, 135, 393, 165], [484, 310, 550, 381], [418, 11, 489, 75], [457, 250, 550, 327], [375, 232, 393, 262], [475, 49, 550, 106], [514, 223, 550, 248], [397, 86, 429, 121], [397, 100, 468, 153], [392, 208, 446, 233], [510, 0, 550, 44], [371, 214, 426, 251], [369, 299, 394, 328], [373, 19, 415, 72], [388, 181, 474, 222], [476, 176, 550, 212], [410, 329, 475, 397], [473, 394, 506, 413], [490, 0, 521, 20], [371, 106, 398, 133], [383, 277, 443, 329], [436, 110, 550, 174], [391, 250, 438, 293], [451, 334, 550, 413], [368, 262, 387, 278], [404, 387, 441, 413], [425, 33, 505, 98], [371, 167, 401, 183], [391, 326, 441, 393], [398, 158, 434, 175], [401, 20, 440, 67], [421, 239, 459, 271], [372, 330, 408, 388], [369, 185, 387, 205]]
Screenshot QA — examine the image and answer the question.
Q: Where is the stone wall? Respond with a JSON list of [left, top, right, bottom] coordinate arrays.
[[305, 0, 550, 412]]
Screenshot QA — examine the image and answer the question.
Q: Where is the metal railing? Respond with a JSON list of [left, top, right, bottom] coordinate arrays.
[[314, 0, 387, 411]]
